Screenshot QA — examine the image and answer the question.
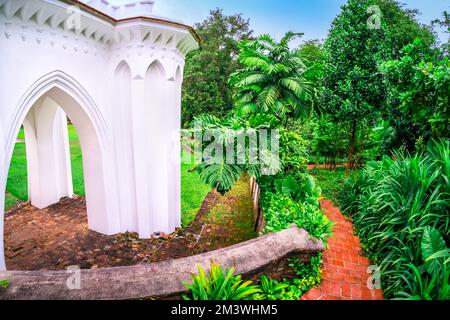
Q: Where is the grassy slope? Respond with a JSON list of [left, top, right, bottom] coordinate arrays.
[[204, 177, 256, 243], [6, 127, 211, 228]]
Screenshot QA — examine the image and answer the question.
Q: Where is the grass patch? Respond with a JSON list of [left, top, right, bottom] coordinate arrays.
[[203, 176, 256, 244], [5, 193, 19, 210], [70, 144, 85, 196], [181, 163, 211, 227], [6, 143, 28, 203]]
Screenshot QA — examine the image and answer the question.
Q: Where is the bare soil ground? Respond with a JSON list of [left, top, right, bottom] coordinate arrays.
[[4, 178, 256, 271]]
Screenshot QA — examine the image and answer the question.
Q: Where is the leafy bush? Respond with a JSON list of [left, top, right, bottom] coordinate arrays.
[[182, 263, 261, 300], [254, 254, 323, 300], [397, 227, 449, 300], [339, 140, 450, 299], [279, 129, 309, 174], [260, 193, 332, 243], [274, 173, 321, 207], [337, 167, 371, 215], [252, 275, 289, 300], [380, 39, 450, 153]]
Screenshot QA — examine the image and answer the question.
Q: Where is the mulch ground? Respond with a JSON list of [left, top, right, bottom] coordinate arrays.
[[4, 179, 256, 271], [301, 199, 383, 300]]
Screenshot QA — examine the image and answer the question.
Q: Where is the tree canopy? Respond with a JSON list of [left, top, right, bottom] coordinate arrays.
[[229, 32, 320, 122], [181, 9, 253, 127]]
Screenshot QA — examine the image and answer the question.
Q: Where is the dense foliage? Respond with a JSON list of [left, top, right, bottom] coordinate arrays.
[[190, 114, 279, 194], [253, 254, 324, 300], [339, 140, 450, 299], [321, 0, 389, 174], [260, 193, 332, 242], [375, 0, 435, 58], [182, 255, 324, 301], [311, 116, 349, 166], [229, 32, 319, 122], [380, 40, 450, 153]]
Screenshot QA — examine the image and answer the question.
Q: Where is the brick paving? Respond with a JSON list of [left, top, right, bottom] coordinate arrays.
[[302, 199, 384, 300]]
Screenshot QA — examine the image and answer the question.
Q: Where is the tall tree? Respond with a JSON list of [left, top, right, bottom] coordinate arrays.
[[375, 0, 436, 58], [381, 39, 450, 153], [229, 32, 319, 123], [321, 0, 389, 175], [181, 9, 253, 127]]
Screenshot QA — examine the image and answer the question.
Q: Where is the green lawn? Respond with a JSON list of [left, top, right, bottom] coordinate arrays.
[[180, 149, 211, 227], [5, 126, 85, 209], [5, 126, 211, 228], [6, 142, 28, 202]]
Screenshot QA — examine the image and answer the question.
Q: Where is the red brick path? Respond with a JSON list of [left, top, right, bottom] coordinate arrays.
[[302, 199, 383, 300]]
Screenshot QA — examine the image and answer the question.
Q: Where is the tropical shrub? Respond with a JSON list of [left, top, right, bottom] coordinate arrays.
[[338, 168, 371, 215], [182, 263, 261, 300], [279, 129, 309, 174], [191, 114, 309, 194], [260, 193, 332, 243], [254, 254, 324, 300], [339, 140, 450, 299], [190, 114, 277, 194], [287, 254, 323, 294], [252, 275, 289, 300], [274, 173, 321, 207], [396, 227, 449, 300]]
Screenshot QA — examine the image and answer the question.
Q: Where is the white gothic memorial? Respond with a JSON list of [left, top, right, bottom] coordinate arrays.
[[0, 0, 199, 270]]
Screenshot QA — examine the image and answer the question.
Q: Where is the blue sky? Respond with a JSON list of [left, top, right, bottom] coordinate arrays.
[[151, 0, 449, 44]]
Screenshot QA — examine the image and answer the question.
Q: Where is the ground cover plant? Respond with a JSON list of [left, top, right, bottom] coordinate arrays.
[[182, 263, 261, 300]]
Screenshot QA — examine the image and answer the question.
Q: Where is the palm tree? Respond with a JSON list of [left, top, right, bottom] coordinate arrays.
[[229, 32, 319, 124]]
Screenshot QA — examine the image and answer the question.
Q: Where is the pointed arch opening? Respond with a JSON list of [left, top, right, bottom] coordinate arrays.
[[1, 71, 118, 270]]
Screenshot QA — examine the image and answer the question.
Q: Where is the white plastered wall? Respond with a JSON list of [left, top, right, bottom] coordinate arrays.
[[0, 0, 197, 270]]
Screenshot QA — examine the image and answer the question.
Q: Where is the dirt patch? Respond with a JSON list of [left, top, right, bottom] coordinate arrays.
[[4, 178, 256, 271]]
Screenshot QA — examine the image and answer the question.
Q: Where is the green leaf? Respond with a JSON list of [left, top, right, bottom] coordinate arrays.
[[421, 227, 447, 275], [197, 161, 242, 194]]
